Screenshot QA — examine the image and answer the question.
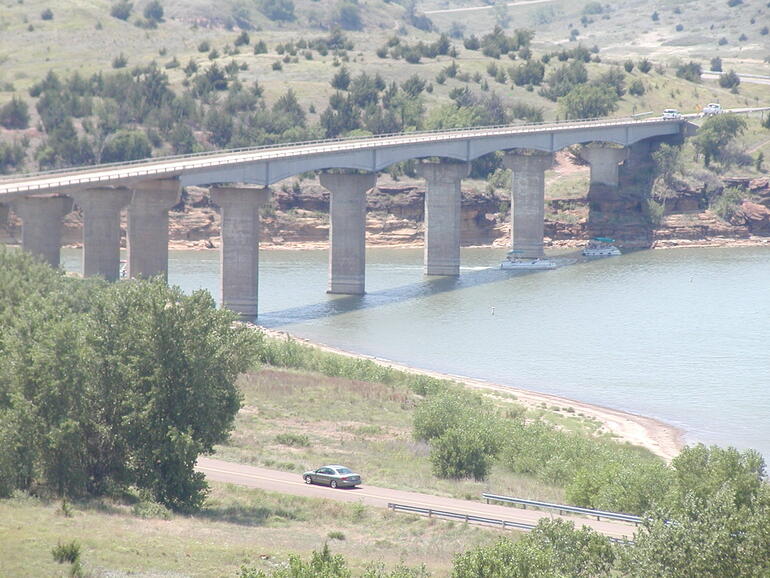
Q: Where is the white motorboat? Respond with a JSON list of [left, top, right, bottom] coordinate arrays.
[[501, 251, 557, 270], [582, 237, 621, 257]]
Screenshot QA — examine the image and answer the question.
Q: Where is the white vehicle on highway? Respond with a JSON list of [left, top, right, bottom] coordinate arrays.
[[701, 103, 722, 117], [662, 108, 683, 119]]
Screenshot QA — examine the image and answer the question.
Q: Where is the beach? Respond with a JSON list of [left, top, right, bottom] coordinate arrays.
[[258, 327, 685, 463]]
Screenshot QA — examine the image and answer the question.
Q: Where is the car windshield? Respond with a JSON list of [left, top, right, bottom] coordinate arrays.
[[335, 467, 353, 475]]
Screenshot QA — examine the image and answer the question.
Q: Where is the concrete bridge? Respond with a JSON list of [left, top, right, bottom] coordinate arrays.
[[0, 116, 692, 319]]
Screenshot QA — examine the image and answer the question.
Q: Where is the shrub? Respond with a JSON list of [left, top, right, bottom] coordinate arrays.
[[0, 96, 30, 129], [430, 426, 497, 480], [234, 31, 250, 46], [52, 541, 80, 564], [719, 70, 740, 89], [675, 61, 702, 82], [253, 40, 267, 54], [328, 531, 346, 540], [198, 40, 210, 53], [260, 0, 295, 22], [638, 58, 652, 73], [112, 53, 128, 68], [710, 56, 722, 72], [110, 0, 133, 20], [710, 187, 744, 220], [275, 432, 310, 447], [628, 78, 645, 96], [41, 8, 53, 20], [143, 0, 163, 22]]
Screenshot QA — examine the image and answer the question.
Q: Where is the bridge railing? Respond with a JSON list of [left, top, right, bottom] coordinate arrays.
[[481, 493, 643, 525], [0, 114, 677, 187], [387, 502, 635, 544]]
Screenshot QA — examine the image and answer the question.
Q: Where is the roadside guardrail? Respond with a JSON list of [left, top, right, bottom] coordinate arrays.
[[482, 493, 643, 525], [387, 502, 536, 531], [387, 502, 634, 544]]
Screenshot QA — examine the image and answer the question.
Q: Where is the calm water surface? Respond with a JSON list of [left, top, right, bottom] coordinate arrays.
[[62, 245, 770, 457]]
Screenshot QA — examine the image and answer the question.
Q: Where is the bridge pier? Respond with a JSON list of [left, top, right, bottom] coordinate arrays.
[[320, 172, 376, 295], [580, 145, 627, 189], [11, 195, 72, 268], [503, 150, 553, 258], [71, 188, 132, 281], [418, 160, 470, 276], [127, 178, 181, 280], [210, 185, 271, 320]]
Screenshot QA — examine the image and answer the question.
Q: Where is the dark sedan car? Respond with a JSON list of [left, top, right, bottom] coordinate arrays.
[[302, 465, 361, 488]]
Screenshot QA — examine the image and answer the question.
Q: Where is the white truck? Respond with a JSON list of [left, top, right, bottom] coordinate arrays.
[[701, 103, 722, 117]]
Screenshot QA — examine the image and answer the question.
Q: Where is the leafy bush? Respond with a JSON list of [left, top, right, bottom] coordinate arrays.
[[628, 78, 645, 96], [675, 61, 702, 82], [710, 186, 744, 220], [143, 0, 163, 22], [275, 433, 310, 447], [719, 70, 740, 89], [0, 96, 30, 129], [52, 541, 80, 564], [110, 0, 133, 20], [430, 425, 499, 480], [260, 0, 295, 22]]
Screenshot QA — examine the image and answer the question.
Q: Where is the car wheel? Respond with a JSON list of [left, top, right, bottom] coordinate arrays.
[[330, 480, 338, 489], [304, 475, 312, 484]]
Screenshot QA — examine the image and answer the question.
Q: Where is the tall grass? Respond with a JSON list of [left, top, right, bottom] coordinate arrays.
[[254, 333, 451, 396]]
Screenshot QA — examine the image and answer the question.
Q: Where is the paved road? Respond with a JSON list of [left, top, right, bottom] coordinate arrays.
[[196, 457, 637, 541], [424, 0, 555, 15], [702, 71, 770, 86]]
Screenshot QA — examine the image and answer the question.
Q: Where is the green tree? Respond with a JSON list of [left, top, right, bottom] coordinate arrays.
[[110, 1, 132, 20], [331, 66, 351, 91], [719, 69, 740, 89], [622, 484, 770, 577], [0, 250, 257, 510], [692, 114, 747, 166], [143, 0, 164, 22], [260, 0, 295, 22], [334, 1, 363, 31], [453, 519, 615, 577], [100, 129, 152, 162], [558, 84, 618, 119], [675, 61, 702, 82], [0, 96, 30, 129]]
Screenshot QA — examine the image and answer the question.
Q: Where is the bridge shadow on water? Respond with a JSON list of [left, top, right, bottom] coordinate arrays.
[[257, 252, 587, 328]]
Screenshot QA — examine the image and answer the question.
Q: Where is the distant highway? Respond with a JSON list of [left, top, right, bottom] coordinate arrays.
[[196, 456, 638, 541], [701, 71, 770, 86], [424, 0, 556, 15]]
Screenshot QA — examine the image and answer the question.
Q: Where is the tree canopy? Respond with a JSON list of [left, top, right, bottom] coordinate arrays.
[[0, 247, 257, 511]]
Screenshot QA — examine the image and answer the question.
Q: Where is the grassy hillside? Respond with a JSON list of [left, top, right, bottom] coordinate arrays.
[[0, 361, 650, 576]]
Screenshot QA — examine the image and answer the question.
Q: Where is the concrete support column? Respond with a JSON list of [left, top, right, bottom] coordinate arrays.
[[127, 178, 181, 280], [71, 188, 132, 281], [0, 203, 8, 228], [320, 172, 376, 295], [417, 160, 470, 276], [210, 186, 271, 320], [580, 145, 627, 188], [10, 196, 72, 268], [503, 151, 553, 258]]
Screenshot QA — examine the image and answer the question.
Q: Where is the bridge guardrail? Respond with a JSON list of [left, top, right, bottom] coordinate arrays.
[[387, 502, 634, 544], [0, 114, 679, 189], [482, 493, 642, 525]]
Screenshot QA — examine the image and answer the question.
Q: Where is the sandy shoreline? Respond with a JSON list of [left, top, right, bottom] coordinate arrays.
[[258, 327, 685, 463], [161, 235, 770, 252]]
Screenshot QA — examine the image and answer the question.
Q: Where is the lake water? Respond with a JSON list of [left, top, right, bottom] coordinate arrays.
[[62, 245, 770, 458]]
